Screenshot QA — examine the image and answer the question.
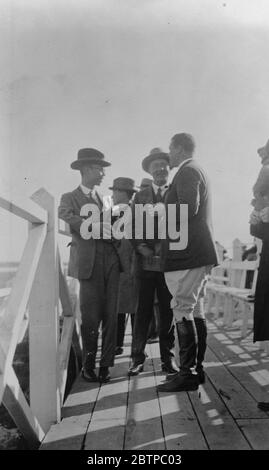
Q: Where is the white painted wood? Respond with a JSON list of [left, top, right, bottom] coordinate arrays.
[[0, 266, 18, 273], [226, 263, 258, 335], [232, 238, 244, 261], [0, 223, 47, 385], [28, 189, 61, 432], [59, 257, 73, 318], [240, 301, 252, 338], [207, 259, 258, 327], [0, 288, 11, 298], [2, 367, 44, 447], [59, 316, 75, 405], [0, 194, 48, 224], [17, 314, 29, 344], [58, 219, 71, 236], [67, 278, 83, 357], [258, 341, 269, 354]]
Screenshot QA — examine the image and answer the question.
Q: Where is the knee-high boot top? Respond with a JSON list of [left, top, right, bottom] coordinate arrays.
[[194, 317, 207, 384], [157, 318, 198, 392]]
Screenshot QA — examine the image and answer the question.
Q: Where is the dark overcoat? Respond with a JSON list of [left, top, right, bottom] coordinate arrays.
[[161, 159, 218, 272], [250, 222, 269, 341]]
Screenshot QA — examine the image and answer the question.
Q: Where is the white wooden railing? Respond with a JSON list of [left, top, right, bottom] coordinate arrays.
[[0, 188, 81, 448], [0, 188, 266, 447]]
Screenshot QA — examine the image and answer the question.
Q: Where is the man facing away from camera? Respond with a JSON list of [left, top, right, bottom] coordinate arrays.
[[158, 133, 218, 392], [58, 148, 122, 384]]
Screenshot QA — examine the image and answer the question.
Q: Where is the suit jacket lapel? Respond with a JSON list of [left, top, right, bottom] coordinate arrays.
[[150, 186, 157, 204], [95, 191, 103, 210], [73, 186, 90, 207], [74, 186, 103, 210]]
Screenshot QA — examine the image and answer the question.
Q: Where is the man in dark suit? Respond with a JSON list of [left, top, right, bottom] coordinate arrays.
[[58, 148, 121, 384], [128, 148, 177, 376], [157, 133, 218, 392]]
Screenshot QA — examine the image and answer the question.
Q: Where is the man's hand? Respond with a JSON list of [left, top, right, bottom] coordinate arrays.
[[249, 210, 261, 225], [260, 207, 269, 223]]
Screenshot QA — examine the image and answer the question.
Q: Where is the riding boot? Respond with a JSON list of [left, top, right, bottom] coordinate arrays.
[[157, 318, 198, 392], [194, 317, 207, 384]]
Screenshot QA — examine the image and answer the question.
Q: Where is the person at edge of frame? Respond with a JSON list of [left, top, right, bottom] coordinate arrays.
[[249, 140, 269, 412]]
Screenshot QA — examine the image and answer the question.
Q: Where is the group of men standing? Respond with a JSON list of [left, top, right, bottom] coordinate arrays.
[[58, 132, 218, 391]]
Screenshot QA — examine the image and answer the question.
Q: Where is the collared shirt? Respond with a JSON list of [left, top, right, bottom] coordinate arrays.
[[80, 184, 99, 204], [152, 182, 169, 198], [176, 157, 193, 173]]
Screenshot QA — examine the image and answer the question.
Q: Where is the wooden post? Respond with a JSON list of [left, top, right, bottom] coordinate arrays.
[[28, 188, 61, 432], [232, 238, 243, 261]]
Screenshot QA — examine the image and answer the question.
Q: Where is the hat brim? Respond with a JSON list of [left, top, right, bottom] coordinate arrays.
[[71, 158, 111, 170], [142, 153, 170, 173], [109, 186, 137, 192]]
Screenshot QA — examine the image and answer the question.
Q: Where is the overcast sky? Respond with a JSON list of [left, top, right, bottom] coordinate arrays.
[[1, 0, 269, 261]]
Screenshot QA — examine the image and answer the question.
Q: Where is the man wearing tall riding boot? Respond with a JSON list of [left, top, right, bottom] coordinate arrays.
[[158, 133, 218, 393]]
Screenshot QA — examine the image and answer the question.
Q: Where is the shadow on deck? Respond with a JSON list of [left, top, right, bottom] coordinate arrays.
[[40, 318, 269, 451]]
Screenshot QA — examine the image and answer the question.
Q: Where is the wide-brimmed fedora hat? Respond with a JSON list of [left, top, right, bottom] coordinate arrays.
[[257, 139, 269, 157], [71, 148, 111, 170], [142, 147, 170, 173], [138, 178, 153, 189], [109, 177, 137, 193]]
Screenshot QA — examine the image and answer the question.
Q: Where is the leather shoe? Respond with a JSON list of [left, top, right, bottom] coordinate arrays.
[[157, 373, 199, 392], [196, 368, 206, 384], [128, 362, 144, 376], [161, 361, 179, 374], [258, 402, 269, 411], [166, 369, 205, 383], [99, 366, 110, 383], [81, 368, 98, 382]]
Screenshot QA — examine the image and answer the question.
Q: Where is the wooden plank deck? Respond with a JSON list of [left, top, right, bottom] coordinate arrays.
[[40, 318, 269, 450]]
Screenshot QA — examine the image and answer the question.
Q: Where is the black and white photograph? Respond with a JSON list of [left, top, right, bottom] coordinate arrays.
[[1, 0, 269, 457]]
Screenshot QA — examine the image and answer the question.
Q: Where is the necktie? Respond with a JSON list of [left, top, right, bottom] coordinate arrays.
[[156, 187, 163, 203]]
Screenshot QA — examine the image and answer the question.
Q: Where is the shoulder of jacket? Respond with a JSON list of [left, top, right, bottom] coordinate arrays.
[[177, 160, 205, 178], [67, 187, 80, 196], [60, 188, 79, 200], [134, 187, 152, 201]]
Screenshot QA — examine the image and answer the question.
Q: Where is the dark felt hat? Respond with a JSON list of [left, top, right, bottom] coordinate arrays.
[[138, 178, 153, 189], [71, 148, 111, 170], [142, 147, 170, 173], [109, 177, 137, 193]]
